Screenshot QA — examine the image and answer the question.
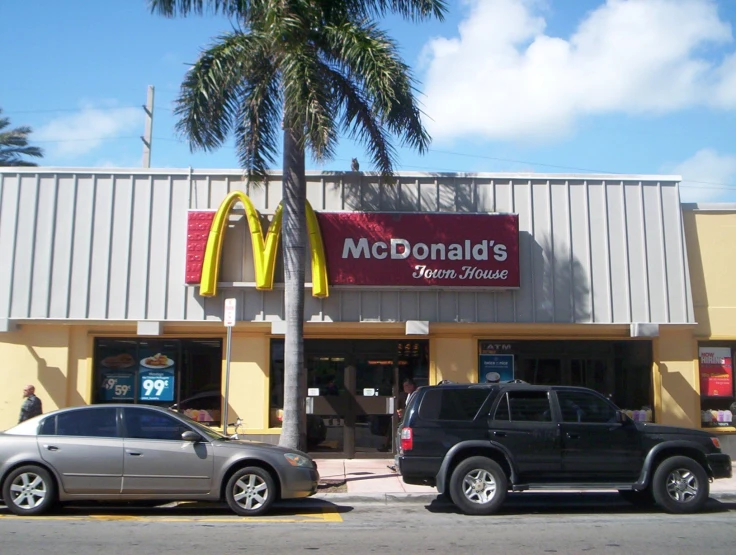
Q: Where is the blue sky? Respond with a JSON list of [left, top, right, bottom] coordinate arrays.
[[3, 0, 736, 201]]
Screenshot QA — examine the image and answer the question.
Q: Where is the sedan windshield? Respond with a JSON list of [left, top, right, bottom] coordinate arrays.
[[174, 411, 230, 441]]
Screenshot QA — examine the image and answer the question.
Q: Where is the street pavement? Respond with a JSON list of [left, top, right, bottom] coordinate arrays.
[[0, 459, 734, 555], [1, 495, 735, 555]]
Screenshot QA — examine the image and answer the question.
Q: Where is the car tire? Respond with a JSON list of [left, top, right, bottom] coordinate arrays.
[[651, 456, 709, 514], [225, 466, 276, 517], [449, 456, 507, 515], [618, 488, 656, 507], [2, 465, 57, 516]]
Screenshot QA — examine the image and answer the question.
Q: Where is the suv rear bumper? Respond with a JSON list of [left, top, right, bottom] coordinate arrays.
[[706, 453, 733, 479], [394, 455, 439, 487]]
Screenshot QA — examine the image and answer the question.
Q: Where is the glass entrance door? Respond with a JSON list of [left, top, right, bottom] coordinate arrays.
[[270, 339, 429, 457]]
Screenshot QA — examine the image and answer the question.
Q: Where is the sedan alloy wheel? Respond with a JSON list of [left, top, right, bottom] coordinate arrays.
[[2, 465, 57, 516], [225, 466, 275, 516]]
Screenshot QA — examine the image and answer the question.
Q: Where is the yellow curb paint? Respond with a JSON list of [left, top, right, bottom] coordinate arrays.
[[0, 509, 343, 524]]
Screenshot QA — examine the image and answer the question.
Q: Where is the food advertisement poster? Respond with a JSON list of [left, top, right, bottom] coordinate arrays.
[[99, 352, 136, 401], [138, 351, 176, 402], [699, 347, 734, 398]]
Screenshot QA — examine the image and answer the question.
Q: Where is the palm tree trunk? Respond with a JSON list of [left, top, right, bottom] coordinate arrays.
[[278, 127, 307, 450]]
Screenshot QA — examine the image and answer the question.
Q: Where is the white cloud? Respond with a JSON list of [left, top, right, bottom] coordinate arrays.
[[421, 0, 736, 142], [36, 104, 143, 159], [672, 148, 736, 202]]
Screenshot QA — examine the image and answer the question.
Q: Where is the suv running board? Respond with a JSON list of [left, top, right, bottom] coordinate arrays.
[[512, 483, 634, 492]]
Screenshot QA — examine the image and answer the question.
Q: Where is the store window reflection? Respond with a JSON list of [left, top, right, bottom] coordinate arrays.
[[93, 338, 223, 425]]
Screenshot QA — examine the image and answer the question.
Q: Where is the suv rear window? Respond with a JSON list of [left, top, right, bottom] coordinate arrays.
[[418, 389, 491, 421]]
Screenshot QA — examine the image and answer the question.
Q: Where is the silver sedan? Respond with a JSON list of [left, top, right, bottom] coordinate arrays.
[[0, 404, 319, 516]]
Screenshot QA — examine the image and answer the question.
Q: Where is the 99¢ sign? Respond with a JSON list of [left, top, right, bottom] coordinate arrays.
[[139, 369, 175, 402]]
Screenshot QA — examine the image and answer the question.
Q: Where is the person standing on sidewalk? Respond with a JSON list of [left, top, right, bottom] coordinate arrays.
[[18, 384, 43, 423]]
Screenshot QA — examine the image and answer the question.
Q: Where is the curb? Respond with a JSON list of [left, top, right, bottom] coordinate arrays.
[[311, 492, 444, 505]]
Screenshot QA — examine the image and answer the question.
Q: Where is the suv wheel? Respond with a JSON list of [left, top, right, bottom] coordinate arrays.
[[225, 466, 276, 517], [2, 465, 57, 516], [449, 456, 507, 515], [651, 456, 709, 514]]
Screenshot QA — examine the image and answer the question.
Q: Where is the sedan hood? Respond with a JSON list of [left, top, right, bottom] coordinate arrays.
[[215, 438, 311, 458]]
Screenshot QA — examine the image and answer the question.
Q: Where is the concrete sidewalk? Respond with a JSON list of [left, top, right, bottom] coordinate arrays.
[[312, 459, 736, 503]]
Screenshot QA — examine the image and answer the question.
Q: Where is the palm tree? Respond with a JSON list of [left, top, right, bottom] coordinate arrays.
[[150, 0, 446, 450], [0, 108, 43, 167]]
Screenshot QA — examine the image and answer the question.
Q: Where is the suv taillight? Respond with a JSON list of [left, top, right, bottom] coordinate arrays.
[[400, 427, 413, 452]]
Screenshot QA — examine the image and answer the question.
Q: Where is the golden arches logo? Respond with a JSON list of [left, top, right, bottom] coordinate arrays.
[[199, 191, 329, 298]]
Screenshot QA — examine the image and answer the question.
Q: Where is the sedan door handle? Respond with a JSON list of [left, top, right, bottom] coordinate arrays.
[[126, 451, 143, 456], [44, 445, 59, 451], [566, 433, 580, 439], [492, 431, 507, 438]]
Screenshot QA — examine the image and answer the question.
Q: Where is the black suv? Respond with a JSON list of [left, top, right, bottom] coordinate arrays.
[[395, 382, 732, 515]]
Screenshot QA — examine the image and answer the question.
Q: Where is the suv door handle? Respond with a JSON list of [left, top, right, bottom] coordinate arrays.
[[492, 431, 506, 438], [126, 451, 142, 456], [44, 445, 59, 451], [566, 433, 580, 439]]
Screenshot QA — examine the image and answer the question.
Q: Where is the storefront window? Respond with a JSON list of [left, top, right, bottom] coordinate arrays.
[[93, 338, 223, 425], [478, 340, 654, 421], [698, 343, 736, 428]]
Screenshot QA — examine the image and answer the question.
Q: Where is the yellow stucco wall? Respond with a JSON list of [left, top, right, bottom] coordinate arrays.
[[0, 325, 73, 431], [682, 209, 736, 432], [432, 337, 477, 383], [225, 333, 271, 433], [653, 328, 698, 427], [684, 209, 736, 338]]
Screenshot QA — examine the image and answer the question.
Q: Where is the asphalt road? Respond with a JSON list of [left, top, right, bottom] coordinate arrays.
[[1, 493, 734, 555]]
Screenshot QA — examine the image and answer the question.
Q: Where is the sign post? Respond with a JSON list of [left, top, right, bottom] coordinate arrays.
[[223, 298, 237, 435]]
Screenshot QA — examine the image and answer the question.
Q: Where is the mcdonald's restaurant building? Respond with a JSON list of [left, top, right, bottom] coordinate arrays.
[[1, 168, 735, 458]]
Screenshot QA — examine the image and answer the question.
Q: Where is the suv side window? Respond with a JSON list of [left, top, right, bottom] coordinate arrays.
[[557, 391, 617, 423], [124, 407, 191, 441], [418, 389, 491, 421], [495, 391, 552, 422], [39, 408, 119, 438]]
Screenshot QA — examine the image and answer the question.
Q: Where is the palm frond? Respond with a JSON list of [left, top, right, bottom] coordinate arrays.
[[174, 31, 269, 151], [0, 108, 44, 166], [320, 19, 430, 154], [328, 68, 397, 176], [316, 0, 446, 22], [281, 47, 340, 163], [233, 59, 282, 179], [148, 0, 252, 18]]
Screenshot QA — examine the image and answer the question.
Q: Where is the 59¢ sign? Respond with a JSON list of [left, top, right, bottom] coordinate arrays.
[[139, 369, 175, 402], [101, 373, 135, 401]]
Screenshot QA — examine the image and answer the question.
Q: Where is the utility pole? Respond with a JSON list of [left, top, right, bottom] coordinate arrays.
[[141, 85, 155, 168]]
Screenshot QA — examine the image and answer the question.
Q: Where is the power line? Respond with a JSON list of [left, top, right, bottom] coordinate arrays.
[[5, 106, 139, 115], [32, 136, 139, 144]]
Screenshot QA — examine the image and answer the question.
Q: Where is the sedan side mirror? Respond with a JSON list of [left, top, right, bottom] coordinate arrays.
[[182, 430, 201, 442]]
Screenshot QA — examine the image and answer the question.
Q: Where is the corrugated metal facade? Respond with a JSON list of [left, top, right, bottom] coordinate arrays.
[[0, 169, 694, 325]]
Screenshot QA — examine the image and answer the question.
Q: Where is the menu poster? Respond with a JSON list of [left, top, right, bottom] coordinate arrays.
[[138, 349, 176, 402], [699, 347, 734, 398], [98, 349, 137, 401]]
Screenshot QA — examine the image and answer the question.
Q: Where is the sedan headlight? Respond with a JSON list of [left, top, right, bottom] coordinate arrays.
[[284, 453, 314, 468]]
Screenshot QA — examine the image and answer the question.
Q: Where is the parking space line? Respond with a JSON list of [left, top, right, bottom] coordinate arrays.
[[0, 510, 343, 523]]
